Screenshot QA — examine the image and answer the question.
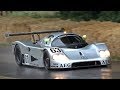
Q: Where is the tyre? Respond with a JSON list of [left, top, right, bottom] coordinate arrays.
[[43, 50, 50, 70], [14, 44, 23, 66]]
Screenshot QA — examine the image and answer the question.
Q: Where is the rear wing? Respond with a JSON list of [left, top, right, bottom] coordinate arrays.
[[5, 29, 64, 37], [5, 29, 65, 44]]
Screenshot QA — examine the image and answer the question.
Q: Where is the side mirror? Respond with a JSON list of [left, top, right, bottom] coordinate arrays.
[[43, 38, 50, 44], [82, 35, 87, 40]]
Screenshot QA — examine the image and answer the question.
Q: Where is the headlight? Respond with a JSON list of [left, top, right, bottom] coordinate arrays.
[[52, 54, 69, 62], [99, 51, 105, 58], [105, 50, 110, 57], [99, 50, 110, 58]]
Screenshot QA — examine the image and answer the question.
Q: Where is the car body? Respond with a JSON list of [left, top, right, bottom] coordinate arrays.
[[5, 29, 111, 70]]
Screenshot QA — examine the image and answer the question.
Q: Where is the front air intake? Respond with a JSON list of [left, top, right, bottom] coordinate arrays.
[[72, 61, 101, 68]]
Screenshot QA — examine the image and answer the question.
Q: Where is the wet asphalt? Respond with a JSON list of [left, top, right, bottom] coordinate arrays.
[[0, 46, 120, 79]]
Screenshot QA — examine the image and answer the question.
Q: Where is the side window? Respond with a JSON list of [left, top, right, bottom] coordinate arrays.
[[52, 38, 65, 47], [48, 35, 54, 38]]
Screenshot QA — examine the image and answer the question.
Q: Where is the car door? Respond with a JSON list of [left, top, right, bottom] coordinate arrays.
[[27, 46, 44, 67]]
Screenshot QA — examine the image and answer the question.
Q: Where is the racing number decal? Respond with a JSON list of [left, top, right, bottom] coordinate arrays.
[[50, 48, 61, 53]]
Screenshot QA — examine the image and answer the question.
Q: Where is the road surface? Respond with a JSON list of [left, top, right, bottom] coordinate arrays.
[[0, 46, 120, 79]]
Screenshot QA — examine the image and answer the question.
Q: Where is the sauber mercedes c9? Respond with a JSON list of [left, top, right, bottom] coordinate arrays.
[[5, 29, 111, 70]]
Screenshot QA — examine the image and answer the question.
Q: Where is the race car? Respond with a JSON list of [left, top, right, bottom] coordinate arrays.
[[5, 29, 111, 70]]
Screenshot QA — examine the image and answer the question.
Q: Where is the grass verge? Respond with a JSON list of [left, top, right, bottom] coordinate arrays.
[[0, 43, 10, 47], [111, 56, 120, 61]]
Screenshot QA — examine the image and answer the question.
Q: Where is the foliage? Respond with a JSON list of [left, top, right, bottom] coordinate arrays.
[[58, 11, 120, 23], [3, 11, 120, 23], [7, 11, 59, 18]]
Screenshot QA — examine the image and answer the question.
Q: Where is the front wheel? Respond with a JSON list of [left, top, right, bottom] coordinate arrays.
[[14, 44, 23, 66], [43, 50, 50, 70]]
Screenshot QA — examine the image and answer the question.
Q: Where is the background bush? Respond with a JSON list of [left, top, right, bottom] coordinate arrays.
[[2, 11, 120, 23], [58, 11, 120, 23]]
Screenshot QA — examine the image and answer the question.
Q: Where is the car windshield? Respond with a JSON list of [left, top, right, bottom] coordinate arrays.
[[51, 35, 88, 49]]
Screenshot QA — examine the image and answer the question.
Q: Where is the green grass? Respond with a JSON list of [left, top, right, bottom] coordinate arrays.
[[111, 56, 120, 61], [7, 11, 59, 18], [0, 43, 10, 47]]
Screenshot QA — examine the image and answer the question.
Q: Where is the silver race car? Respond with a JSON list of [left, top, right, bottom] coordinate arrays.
[[5, 29, 111, 70]]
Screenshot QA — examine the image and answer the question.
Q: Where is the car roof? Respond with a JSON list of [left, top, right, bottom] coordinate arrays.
[[50, 32, 78, 38], [39, 32, 81, 47], [47, 32, 80, 42]]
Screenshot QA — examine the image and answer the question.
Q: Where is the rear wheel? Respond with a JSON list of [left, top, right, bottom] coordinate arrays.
[[43, 50, 50, 70], [14, 44, 23, 66]]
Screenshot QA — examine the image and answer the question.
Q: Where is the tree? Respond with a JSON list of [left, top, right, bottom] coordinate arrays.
[[58, 11, 101, 21]]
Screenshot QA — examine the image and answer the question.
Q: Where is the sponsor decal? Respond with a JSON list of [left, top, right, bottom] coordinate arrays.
[[59, 63, 71, 68], [51, 63, 58, 67], [79, 52, 88, 59], [25, 54, 29, 59], [31, 56, 38, 62], [80, 56, 88, 59], [51, 63, 71, 68]]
